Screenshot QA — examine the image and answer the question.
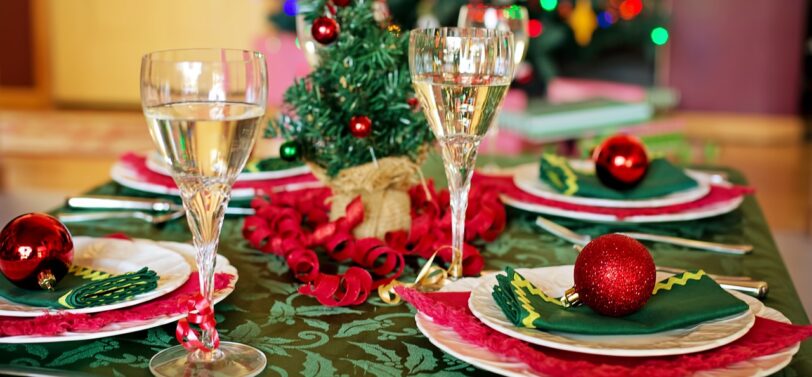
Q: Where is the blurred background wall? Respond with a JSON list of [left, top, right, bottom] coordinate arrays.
[[1, 0, 268, 109], [2, 0, 808, 116], [667, 0, 807, 114]]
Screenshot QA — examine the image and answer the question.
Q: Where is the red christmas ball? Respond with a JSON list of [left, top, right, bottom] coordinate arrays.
[[333, 0, 352, 6], [574, 234, 655, 316], [406, 97, 419, 109], [592, 134, 649, 190], [0, 213, 74, 290], [311, 16, 339, 45], [349, 115, 372, 138]]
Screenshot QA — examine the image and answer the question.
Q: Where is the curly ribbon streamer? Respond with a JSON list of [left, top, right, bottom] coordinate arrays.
[[299, 267, 373, 306], [242, 180, 506, 306], [175, 294, 220, 353], [378, 250, 448, 305]]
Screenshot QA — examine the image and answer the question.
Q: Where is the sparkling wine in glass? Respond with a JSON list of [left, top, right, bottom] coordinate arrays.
[[409, 28, 515, 278], [458, 4, 528, 156], [141, 49, 267, 377]]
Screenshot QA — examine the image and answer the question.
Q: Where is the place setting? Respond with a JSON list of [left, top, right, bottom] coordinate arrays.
[[0, 213, 239, 344], [476, 134, 754, 225], [403, 233, 808, 377]]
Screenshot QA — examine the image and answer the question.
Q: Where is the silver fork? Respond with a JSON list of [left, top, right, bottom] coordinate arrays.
[[57, 209, 185, 224]]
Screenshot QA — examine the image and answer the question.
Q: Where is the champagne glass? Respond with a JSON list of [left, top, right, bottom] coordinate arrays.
[[141, 49, 267, 376], [458, 4, 529, 69], [409, 28, 515, 278], [458, 4, 528, 156]]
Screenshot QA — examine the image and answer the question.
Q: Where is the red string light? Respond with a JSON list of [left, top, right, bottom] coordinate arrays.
[[528, 19, 544, 38], [619, 0, 643, 20]]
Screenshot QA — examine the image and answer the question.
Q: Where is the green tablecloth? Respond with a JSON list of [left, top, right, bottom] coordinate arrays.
[[0, 156, 809, 377]]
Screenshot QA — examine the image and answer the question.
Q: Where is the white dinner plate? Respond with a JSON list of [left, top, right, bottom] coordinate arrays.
[[513, 162, 712, 208], [0, 240, 237, 343], [0, 237, 191, 317], [146, 151, 310, 182], [416, 271, 799, 377], [501, 193, 743, 224], [468, 266, 756, 357], [110, 161, 258, 199]]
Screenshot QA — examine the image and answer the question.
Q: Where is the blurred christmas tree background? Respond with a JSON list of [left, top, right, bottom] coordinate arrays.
[[269, 0, 670, 96]]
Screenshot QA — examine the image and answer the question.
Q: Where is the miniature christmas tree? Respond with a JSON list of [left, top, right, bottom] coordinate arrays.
[[273, 0, 433, 238]]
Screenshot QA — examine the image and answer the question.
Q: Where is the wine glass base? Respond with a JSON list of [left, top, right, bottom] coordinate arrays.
[[149, 342, 267, 377]]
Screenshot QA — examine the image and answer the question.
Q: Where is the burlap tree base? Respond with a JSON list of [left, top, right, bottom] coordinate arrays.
[[308, 156, 420, 239]]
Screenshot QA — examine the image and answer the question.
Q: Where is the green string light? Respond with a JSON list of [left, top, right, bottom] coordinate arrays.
[[651, 27, 669, 46], [540, 0, 558, 12], [503, 5, 523, 19]]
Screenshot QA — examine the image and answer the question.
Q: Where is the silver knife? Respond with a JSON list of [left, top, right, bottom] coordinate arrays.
[[66, 195, 256, 216], [617, 232, 753, 255], [535, 216, 752, 255]]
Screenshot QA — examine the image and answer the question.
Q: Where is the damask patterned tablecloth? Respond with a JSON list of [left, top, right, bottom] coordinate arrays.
[[0, 161, 808, 377]]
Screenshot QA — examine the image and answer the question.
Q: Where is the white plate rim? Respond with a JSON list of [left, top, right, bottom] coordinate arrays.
[[146, 151, 310, 182], [0, 240, 238, 343], [0, 237, 192, 317], [110, 161, 257, 199], [513, 162, 712, 208], [468, 266, 756, 357], [500, 193, 744, 224]]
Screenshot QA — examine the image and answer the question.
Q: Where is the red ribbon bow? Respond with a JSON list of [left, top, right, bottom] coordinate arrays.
[[175, 294, 220, 352]]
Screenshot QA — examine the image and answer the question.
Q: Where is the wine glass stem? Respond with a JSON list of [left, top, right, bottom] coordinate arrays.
[[196, 239, 218, 350], [441, 140, 478, 279], [182, 186, 230, 353]]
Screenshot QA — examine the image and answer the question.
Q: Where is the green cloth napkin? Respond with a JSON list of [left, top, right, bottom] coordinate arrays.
[[539, 154, 699, 199], [0, 266, 159, 309], [245, 157, 304, 173], [492, 267, 749, 335]]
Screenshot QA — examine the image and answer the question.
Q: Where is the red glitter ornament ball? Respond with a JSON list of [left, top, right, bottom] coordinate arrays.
[[349, 115, 372, 138], [0, 213, 74, 290], [592, 134, 649, 190], [574, 234, 655, 317], [333, 0, 352, 6], [311, 16, 340, 45]]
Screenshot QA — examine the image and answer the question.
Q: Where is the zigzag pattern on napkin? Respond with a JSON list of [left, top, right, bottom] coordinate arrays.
[[509, 272, 565, 328], [541, 154, 579, 196], [68, 265, 112, 281], [653, 270, 706, 295]]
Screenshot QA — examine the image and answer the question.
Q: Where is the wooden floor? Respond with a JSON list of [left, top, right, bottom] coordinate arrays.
[[1, 109, 810, 313]]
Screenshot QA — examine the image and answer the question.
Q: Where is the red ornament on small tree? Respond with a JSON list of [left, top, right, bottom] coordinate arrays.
[[0, 213, 74, 291], [571, 234, 656, 316], [333, 0, 352, 6], [592, 134, 649, 190], [349, 115, 372, 138], [311, 16, 340, 45]]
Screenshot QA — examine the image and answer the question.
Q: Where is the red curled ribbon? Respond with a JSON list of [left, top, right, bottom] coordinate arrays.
[[241, 179, 506, 306], [298, 267, 373, 306], [175, 293, 220, 352]]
